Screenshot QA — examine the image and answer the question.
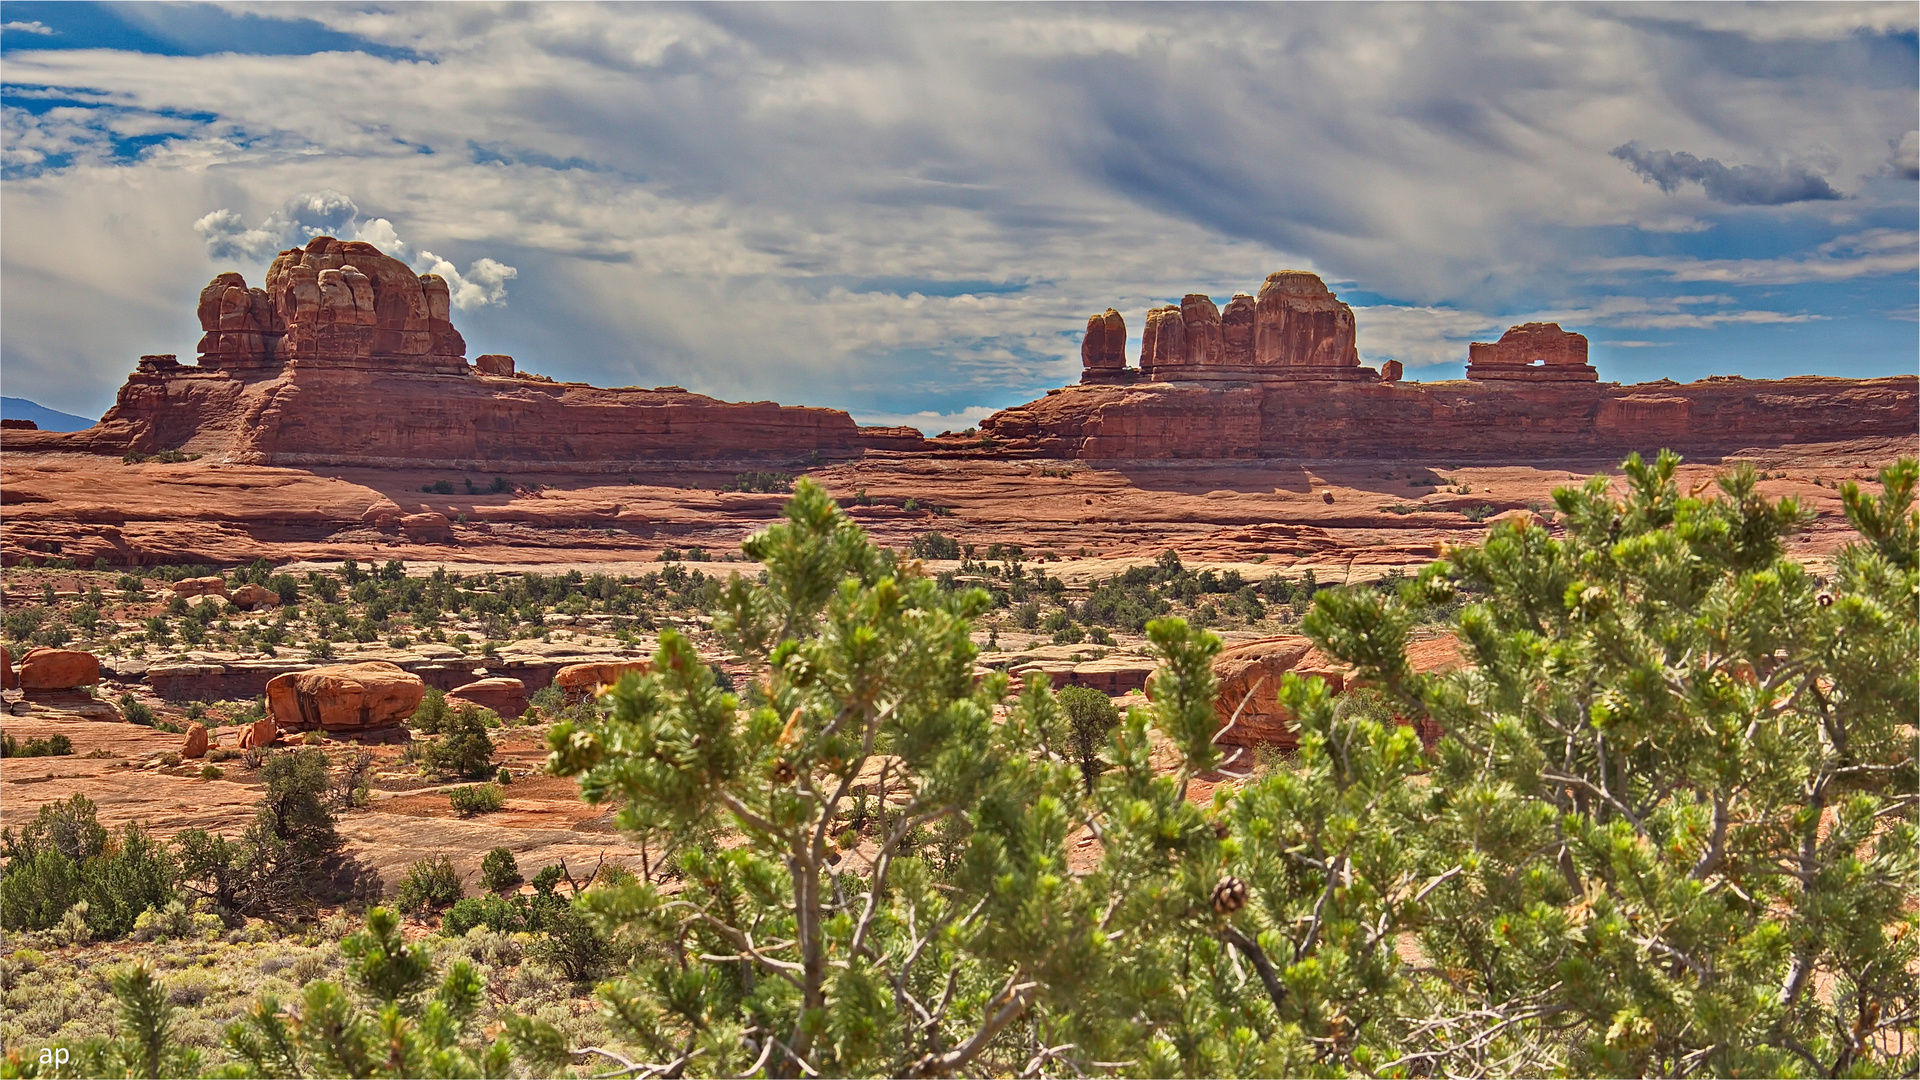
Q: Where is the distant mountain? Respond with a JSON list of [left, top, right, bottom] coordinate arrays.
[[1, 396, 96, 431]]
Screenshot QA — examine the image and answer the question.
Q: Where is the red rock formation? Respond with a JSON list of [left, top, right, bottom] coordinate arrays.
[[10, 237, 927, 469], [1079, 309, 1129, 384], [1, 645, 11, 690], [1129, 272, 1372, 382], [980, 374, 1918, 461], [267, 661, 425, 734], [553, 660, 650, 701], [171, 576, 229, 598], [239, 715, 278, 749], [195, 236, 468, 374], [1251, 271, 1364, 377], [181, 723, 208, 759], [1467, 323, 1597, 382], [230, 583, 279, 609], [1, 419, 37, 431], [447, 677, 529, 719], [17, 648, 100, 690], [1139, 305, 1185, 377]]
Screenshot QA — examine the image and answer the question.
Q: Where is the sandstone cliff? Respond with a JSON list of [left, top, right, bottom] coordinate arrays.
[[14, 237, 926, 467], [981, 374, 1917, 461]]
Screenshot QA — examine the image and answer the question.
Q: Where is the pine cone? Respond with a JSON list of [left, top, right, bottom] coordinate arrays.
[[1212, 819, 1231, 839], [1210, 876, 1249, 916], [771, 758, 797, 784]]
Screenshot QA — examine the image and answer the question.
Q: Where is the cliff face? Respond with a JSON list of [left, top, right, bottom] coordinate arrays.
[[15, 237, 924, 468], [980, 375, 1920, 461], [1029, 271, 1916, 461]]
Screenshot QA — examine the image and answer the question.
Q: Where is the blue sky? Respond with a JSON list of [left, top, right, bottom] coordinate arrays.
[[3, 2, 1915, 432]]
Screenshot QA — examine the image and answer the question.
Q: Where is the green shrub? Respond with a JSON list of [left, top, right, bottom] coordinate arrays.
[[447, 783, 504, 817], [410, 687, 450, 734], [175, 746, 357, 920], [395, 855, 463, 913], [117, 693, 157, 726], [0, 794, 179, 940], [418, 704, 496, 779], [908, 531, 962, 560], [479, 847, 523, 893], [0, 731, 73, 757], [441, 892, 529, 937], [1056, 685, 1120, 794]]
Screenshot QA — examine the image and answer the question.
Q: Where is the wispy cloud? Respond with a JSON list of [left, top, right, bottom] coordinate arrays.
[[0, 4, 1914, 417], [1585, 230, 1918, 285]]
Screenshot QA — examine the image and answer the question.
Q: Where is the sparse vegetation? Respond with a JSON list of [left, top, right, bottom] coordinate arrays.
[[1, 456, 1912, 1078], [447, 783, 505, 816]]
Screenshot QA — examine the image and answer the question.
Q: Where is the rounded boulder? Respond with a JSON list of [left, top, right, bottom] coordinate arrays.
[[553, 660, 650, 701], [447, 677, 528, 719], [17, 648, 100, 691], [267, 661, 426, 732]]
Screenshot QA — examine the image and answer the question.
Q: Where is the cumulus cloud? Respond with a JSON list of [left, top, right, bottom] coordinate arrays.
[[1893, 131, 1919, 180], [2, 20, 54, 35], [417, 252, 518, 310], [1609, 142, 1842, 205], [191, 190, 516, 307]]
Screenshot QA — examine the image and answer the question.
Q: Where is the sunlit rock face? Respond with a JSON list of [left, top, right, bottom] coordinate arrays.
[[195, 236, 466, 374], [1466, 323, 1598, 383]]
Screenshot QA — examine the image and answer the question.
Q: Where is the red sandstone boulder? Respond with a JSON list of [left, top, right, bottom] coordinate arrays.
[[267, 661, 426, 733], [172, 576, 230, 599], [1485, 508, 1549, 531], [17, 648, 100, 690], [1212, 634, 1463, 754], [1, 645, 12, 690], [553, 660, 651, 701], [230, 583, 279, 609], [1, 419, 37, 431], [475, 354, 516, 377], [181, 722, 208, 759], [239, 715, 278, 749], [447, 676, 528, 719], [1211, 636, 1332, 752], [400, 512, 454, 542]]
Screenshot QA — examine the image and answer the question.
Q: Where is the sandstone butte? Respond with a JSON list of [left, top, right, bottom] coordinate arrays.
[[1, 243, 1913, 568]]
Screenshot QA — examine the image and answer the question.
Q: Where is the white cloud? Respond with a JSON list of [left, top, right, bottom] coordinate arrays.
[[1585, 232, 1918, 285], [1, 20, 54, 35], [416, 251, 517, 310], [188, 192, 516, 308], [850, 405, 999, 435], [0, 5, 1913, 417]]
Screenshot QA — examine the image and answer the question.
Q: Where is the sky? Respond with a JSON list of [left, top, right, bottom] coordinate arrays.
[[2, 2, 1915, 433]]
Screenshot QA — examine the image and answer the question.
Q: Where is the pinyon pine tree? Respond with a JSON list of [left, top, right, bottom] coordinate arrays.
[[9, 458, 1908, 1079]]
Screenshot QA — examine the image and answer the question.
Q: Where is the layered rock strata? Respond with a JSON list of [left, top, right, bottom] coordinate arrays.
[[197, 236, 465, 374], [265, 661, 425, 735], [983, 374, 1917, 460], [11, 237, 927, 468], [1091, 272, 1376, 384], [1466, 323, 1597, 382]]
